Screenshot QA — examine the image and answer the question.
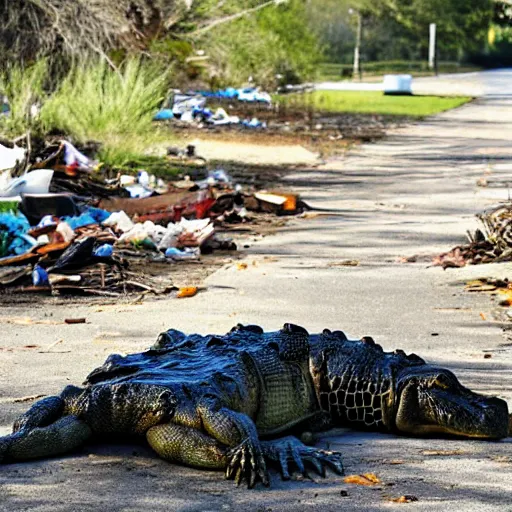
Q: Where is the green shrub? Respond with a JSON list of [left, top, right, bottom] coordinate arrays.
[[41, 58, 168, 155], [199, 0, 322, 88], [0, 60, 47, 138]]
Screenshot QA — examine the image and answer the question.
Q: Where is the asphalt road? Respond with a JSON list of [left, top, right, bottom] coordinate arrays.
[[317, 67, 512, 97], [1, 70, 512, 511]]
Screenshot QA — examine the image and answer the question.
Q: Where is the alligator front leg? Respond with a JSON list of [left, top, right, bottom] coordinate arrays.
[[147, 422, 227, 469], [261, 436, 344, 480], [148, 395, 268, 488], [198, 396, 269, 488]]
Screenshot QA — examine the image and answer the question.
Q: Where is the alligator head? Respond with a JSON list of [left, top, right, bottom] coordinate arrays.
[[395, 366, 509, 439], [310, 331, 510, 440]]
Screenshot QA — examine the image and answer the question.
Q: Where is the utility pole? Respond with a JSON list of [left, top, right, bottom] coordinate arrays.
[[428, 23, 437, 74], [352, 10, 362, 80]]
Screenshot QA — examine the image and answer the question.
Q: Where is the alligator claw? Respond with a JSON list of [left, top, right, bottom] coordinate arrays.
[[262, 436, 344, 480], [226, 439, 269, 488]]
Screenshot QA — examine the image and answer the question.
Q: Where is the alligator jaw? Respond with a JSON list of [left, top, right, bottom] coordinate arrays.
[[395, 369, 510, 440]]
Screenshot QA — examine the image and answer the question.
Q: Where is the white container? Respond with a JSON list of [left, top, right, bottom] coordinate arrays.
[[0, 169, 54, 197], [383, 74, 413, 95]]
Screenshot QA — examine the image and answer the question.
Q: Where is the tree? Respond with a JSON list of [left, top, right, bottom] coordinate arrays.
[[307, 0, 493, 64], [387, 0, 493, 57]]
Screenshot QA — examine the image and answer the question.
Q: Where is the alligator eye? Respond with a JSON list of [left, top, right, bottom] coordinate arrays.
[[433, 374, 451, 389]]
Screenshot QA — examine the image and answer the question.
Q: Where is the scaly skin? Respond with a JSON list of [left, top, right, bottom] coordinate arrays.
[[0, 323, 508, 488]]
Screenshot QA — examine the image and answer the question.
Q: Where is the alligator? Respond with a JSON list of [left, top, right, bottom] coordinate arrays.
[[0, 323, 509, 488]]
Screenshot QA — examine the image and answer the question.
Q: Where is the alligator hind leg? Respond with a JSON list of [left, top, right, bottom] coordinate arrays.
[[147, 423, 227, 469], [0, 416, 92, 463]]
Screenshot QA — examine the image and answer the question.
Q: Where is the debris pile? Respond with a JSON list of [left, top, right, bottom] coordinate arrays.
[[0, 140, 304, 299], [154, 89, 269, 129], [433, 204, 512, 269]]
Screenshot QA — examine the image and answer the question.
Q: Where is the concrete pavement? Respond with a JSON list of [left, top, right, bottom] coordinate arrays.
[[317, 68, 512, 96], [1, 70, 512, 511]]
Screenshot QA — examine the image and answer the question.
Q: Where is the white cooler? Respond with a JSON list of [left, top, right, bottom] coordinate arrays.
[[383, 74, 413, 95]]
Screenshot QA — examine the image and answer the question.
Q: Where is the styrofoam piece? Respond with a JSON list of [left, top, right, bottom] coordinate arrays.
[[383, 74, 413, 95], [0, 169, 54, 197]]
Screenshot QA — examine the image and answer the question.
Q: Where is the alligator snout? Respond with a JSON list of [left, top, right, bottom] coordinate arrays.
[[395, 371, 510, 440]]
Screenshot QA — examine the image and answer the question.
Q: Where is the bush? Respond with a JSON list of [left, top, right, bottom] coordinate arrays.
[[0, 61, 47, 138], [199, 0, 322, 88], [41, 58, 169, 164]]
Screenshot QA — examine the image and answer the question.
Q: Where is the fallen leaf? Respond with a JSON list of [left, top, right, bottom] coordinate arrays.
[[177, 286, 198, 298], [480, 312, 487, 321], [237, 263, 248, 270], [497, 289, 512, 306], [328, 260, 360, 267], [421, 450, 465, 456], [344, 473, 381, 486], [388, 495, 418, 503], [398, 255, 417, 263], [432, 247, 466, 269], [466, 279, 497, 292], [466, 279, 486, 287]]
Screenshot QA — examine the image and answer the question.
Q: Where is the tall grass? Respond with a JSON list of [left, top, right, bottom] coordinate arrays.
[[0, 61, 47, 138], [41, 58, 169, 164]]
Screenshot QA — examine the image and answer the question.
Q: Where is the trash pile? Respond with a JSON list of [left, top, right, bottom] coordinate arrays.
[[0, 140, 303, 298], [154, 89, 270, 129], [199, 87, 272, 104], [433, 204, 512, 269]]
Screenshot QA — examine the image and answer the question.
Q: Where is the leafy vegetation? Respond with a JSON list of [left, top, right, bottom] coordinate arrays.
[[40, 59, 169, 166], [196, 0, 322, 87], [307, 0, 494, 64], [0, 61, 47, 138]]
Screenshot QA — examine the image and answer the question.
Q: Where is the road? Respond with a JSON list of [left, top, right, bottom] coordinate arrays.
[[317, 68, 512, 96], [1, 70, 512, 511]]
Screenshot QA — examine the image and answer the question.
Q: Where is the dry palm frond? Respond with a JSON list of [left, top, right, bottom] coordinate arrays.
[[0, 0, 189, 65]]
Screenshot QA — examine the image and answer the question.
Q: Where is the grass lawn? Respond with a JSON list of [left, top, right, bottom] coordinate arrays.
[[281, 91, 472, 118]]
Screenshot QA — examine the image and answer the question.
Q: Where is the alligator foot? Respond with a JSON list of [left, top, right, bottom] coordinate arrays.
[[262, 436, 344, 480], [226, 438, 269, 488]]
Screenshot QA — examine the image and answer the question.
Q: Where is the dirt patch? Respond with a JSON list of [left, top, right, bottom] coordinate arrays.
[[170, 110, 408, 162]]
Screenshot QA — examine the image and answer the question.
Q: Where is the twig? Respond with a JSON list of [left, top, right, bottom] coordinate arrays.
[[124, 280, 157, 293], [189, 0, 282, 37], [40, 338, 64, 352], [12, 394, 47, 403]]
